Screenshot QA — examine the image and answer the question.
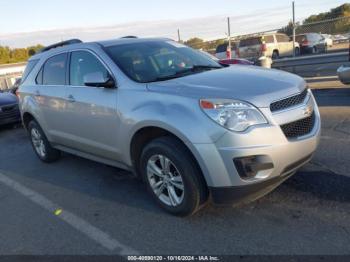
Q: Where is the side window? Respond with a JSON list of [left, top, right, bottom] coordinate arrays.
[[43, 53, 67, 85], [276, 35, 288, 43], [264, 35, 274, 43], [70, 51, 109, 86]]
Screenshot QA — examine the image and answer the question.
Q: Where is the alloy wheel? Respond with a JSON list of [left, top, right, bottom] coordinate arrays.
[[147, 154, 185, 207], [31, 128, 46, 158]]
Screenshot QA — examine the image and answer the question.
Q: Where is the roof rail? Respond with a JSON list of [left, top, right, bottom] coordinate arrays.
[[39, 39, 83, 53], [120, 36, 138, 39]]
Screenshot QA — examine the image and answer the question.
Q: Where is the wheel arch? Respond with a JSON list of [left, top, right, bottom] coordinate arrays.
[[129, 125, 210, 189]]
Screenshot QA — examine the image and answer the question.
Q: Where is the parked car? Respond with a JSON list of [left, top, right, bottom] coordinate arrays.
[[18, 38, 321, 216], [295, 33, 327, 54], [8, 78, 22, 95], [333, 34, 349, 44], [198, 50, 253, 66], [0, 92, 21, 126], [219, 58, 254, 65], [337, 65, 350, 84], [215, 42, 239, 59], [238, 33, 300, 61], [321, 34, 333, 47]]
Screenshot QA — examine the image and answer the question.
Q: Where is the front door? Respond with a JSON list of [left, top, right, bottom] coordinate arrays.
[[63, 50, 121, 161]]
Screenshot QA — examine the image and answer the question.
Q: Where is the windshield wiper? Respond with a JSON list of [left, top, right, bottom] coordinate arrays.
[[151, 65, 222, 82]]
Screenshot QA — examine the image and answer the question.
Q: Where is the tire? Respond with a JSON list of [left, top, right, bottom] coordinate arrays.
[[272, 51, 279, 60], [28, 120, 61, 163], [312, 46, 317, 54], [140, 137, 208, 216]]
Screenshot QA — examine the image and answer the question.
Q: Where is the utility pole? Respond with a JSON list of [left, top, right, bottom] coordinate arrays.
[[292, 1, 296, 57], [177, 29, 181, 43], [227, 17, 232, 59]]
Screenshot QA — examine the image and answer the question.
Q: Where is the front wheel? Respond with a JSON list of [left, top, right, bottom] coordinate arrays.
[[28, 120, 61, 163], [140, 137, 208, 216]]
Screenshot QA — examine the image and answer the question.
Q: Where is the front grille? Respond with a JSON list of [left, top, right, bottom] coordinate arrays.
[[0, 104, 20, 120], [270, 89, 308, 112], [280, 113, 315, 139]]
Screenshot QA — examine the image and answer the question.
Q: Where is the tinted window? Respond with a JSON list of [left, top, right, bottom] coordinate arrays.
[[22, 60, 39, 82], [43, 53, 67, 85], [239, 37, 262, 47], [70, 51, 109, 86], [215, 42, 238, 53], [106, 41, 221, 83], [276, 34, 290, 43], [216, 43, 228, 53], [264, 35, 275, 43], [296, 35, 307, 42]]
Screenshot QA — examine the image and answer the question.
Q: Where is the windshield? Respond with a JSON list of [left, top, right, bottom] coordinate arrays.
[[106, 41, 222, 83]]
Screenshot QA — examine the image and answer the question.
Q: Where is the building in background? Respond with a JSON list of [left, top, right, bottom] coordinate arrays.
[[0, 62, 26, 90]]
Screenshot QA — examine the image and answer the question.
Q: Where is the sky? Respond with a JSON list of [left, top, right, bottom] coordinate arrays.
[[0, 0, 347, 47]]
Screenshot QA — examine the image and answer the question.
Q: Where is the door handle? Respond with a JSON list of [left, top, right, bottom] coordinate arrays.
[[66, 94, 76, 103]]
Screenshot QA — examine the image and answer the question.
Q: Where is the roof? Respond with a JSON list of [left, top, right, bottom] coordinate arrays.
[[28, 37, 173, 61]]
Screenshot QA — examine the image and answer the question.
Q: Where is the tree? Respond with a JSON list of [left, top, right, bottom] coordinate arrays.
[[184, 38, 205, 49], [0, 44, 44, 65], [27, 44, 44, 56], [278, 21, 294, 36]]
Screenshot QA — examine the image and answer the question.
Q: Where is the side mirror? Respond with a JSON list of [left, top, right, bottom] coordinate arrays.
[[83, 72, 115, 88]]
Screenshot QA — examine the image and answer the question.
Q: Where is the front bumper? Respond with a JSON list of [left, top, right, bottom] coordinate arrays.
[[192, 90, 321, 205]]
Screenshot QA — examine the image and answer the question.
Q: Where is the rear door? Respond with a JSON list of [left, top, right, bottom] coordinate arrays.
[[276, 34, 292, 57], [63, 50, 121, 160], [238, 37, 262, 60], [35, 53, 69, 144]]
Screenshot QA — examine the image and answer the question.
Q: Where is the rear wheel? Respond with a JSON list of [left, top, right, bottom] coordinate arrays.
[[140, 137, 208, 216], [312, 46, 318, 54], [28, 120, 61, 163]]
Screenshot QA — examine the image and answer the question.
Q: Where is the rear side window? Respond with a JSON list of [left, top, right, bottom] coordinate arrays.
[[264, 35, 275, 43], [216, 43, 238, 53], [276, 34, 290, 43], [239, 37, 262, 47], [296, 35, 307, 42], [43, 53, 68, 85], [69, 51, 109, 86], [216, 43, 228, 53], [21, 60, 39, 82]]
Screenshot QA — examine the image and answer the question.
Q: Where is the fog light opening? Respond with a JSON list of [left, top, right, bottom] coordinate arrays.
[[234, 156, 274, 179]]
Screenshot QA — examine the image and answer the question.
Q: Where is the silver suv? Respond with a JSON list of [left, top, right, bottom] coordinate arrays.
[[18, 38, 321, 216]]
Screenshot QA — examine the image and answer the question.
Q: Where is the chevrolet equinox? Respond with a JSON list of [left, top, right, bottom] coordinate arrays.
[[18, 38, 321, 216]]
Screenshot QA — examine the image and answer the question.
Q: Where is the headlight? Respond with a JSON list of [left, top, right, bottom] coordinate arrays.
[[200, 99, 267, 132]]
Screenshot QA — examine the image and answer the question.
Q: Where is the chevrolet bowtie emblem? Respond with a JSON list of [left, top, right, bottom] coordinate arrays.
[[303, 105, 313, 117]]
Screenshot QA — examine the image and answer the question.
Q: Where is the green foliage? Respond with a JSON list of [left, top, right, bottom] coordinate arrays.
[[184, 37, 206, 49], [0, 44, 44, 65], [304, 4, 350, 23], [184, 37, 227, 51], [278, 21, 295, 36]]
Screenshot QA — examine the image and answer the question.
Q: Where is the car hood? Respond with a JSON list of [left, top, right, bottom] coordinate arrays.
[[0, 92, 18, 106], [147, 65, 306, 108]]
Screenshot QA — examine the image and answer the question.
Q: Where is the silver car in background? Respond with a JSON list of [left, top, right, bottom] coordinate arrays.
[[18, 38, 321, 216]]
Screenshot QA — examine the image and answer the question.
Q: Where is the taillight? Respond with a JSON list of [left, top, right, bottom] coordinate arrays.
[[261, 44, 267, 52], [302, 40, 309, 46]]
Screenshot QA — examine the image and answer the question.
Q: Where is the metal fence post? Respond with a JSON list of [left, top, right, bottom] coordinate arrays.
[[227, 17, 232, 59], [292, 1, 296, 57]]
